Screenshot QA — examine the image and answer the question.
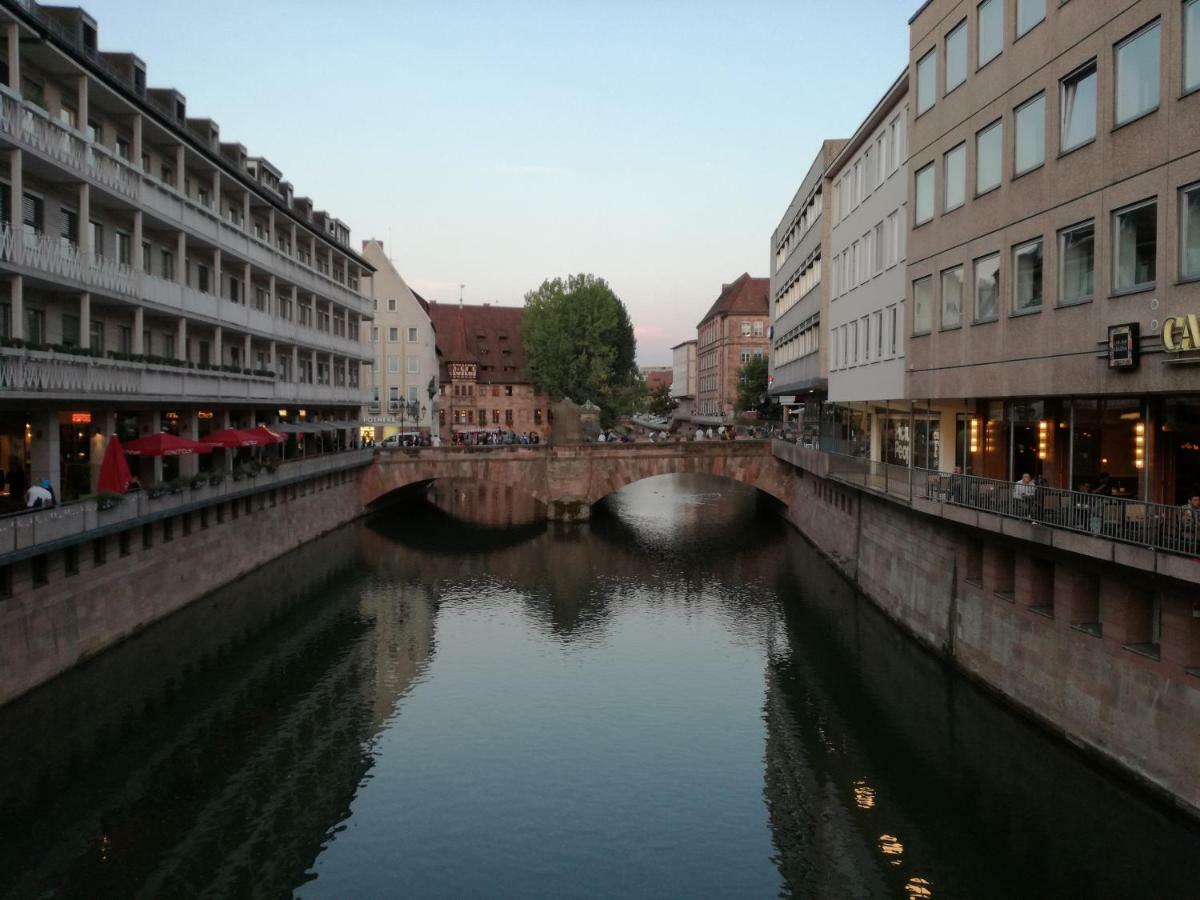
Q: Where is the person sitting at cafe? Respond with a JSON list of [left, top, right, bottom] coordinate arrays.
[[1091, 472, 1114, 496], [1013, 473, 1036, 513], [1181, 493, 1200, 534], [25, 481, 53, 509]]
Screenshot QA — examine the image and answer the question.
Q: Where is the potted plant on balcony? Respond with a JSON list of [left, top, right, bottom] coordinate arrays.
[[165, 477, 186, 495], [189, 472, 208, 490], [146, 481, 167, 499], [95, 491, 124, 512]]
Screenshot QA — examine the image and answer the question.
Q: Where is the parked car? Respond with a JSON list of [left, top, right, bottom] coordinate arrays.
[[380, 432, 423, 448]]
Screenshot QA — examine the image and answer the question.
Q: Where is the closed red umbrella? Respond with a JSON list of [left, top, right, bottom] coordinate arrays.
[[97, 435, 135, 493], [246, 425, 286, 445], [201, 428, 260, 448], [123, 432, 214, 456]]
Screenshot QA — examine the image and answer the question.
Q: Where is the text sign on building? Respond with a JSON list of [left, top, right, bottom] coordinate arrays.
[[1107, 323, 1140, 370], [1162, 315, 1200, 354], [69, 412, 92, 424]]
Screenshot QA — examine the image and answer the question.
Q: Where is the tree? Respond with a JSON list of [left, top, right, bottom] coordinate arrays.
[[646, 383, 677, 417], [735, 355, 780, 419], [522, 274, 643, 425]]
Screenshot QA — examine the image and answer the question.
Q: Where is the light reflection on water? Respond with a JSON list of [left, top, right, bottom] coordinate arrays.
[[0, 474, 1198, 899]]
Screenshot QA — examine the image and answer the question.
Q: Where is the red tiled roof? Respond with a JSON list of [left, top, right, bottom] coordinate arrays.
[[410, 289, 432, 314], [427, 302, 530, 384], [697, 273, 769, 327]]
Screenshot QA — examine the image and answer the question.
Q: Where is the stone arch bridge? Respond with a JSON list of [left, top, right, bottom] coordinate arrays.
[[360, 441, 793, 521]]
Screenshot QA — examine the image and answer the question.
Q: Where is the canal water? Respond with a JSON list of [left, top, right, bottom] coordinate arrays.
[[1, 475, 1198, 898]]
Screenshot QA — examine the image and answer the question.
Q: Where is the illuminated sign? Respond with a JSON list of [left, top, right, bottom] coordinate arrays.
[[1108, 323, 1139, 369], [70, 412, 91, 424], [1162, 315, 1200, 354], [197, 410, 214, 420]]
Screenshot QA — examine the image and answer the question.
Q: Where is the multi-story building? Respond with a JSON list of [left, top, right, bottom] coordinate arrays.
[[670, 339, 697, 418], [825, 73, 911, 457], [0, 1, 373, 498], [359, 240, 436, 439], [906, 0, 1200, 500], [695, 274, 770, 421], [641, 366, 672, 394], [427, 302, 551, 442], [768, 139, 845, 437]]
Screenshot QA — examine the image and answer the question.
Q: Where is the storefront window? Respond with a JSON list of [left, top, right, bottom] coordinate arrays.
[[1071, 398, 1143, 498], [1151, 398, 1200, 505]]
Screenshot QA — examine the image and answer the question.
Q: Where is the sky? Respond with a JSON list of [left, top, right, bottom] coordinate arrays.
[[82, 0, 910, 365]]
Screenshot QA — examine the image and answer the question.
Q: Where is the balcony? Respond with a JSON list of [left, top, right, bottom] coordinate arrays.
[[0, 224, 138, 297]]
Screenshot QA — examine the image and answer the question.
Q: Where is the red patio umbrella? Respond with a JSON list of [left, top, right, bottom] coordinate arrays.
[[246, 425, 286, 445], [123, 432, 215, 456], [201, 428, 261, 448], [97, 435, 135, 493]]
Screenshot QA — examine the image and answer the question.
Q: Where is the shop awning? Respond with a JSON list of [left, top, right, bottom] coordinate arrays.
[[202, 428, 262, 448], [123, 433, 214, 456]]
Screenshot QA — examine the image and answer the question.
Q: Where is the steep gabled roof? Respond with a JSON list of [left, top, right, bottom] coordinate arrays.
[[427, 302, 530, 384], [697, 273, 770, 327]]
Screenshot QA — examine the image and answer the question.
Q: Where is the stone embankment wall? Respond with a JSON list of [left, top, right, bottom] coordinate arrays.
[[777, 445, 1200, 819], [0, 468, 365, 707]]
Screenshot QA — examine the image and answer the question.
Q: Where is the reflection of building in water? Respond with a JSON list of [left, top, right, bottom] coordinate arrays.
[[427, 478, 545, 527], [0, 522, 436, 899]]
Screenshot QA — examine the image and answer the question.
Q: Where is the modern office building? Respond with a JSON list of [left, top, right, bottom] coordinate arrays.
[[427, 302, 551, 442], [359, 240, 436, 439], [768, 139, 845, 438], [0, 1, 373, 498], [695, 273, 770, 421], [906, 0, 1200, 499], [670, 339, 697, 419]]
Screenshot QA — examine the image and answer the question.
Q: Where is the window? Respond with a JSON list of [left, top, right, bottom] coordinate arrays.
[[874, 310, 884, 357], [941, 266, 964, 329], [1061, 62, 1097, 152], [161, 249, 174, 281], [22, 192, 43, 237], [889, 306, 898, 354], [1016, 0, 1044, 37], [371, 326, 379, 342], [407, 327, 418, 342], [197, 264, 210, 294], [946, 20, 967, 91], [388, 327, 399, 342], [976, 120, 1003, 194], [974, 252, 1001, 321], [141, 240, 152, 273], [944, 144, 966, 211], [873, 222, 884, 273], [1114, 199, 1157, 292], [388, 355, 400, 373], [1013, 239, 1044, 312], [62, 313, 80, 347], [978, 0, 1003, 66], [116, 231, 131, 266], [1115, 22, 1161, 126], [408, 357, 419, 375], [913, 276, 933, 334], [916, 48, 937, 115], [1187, 0, 1200, 94], [1014, 94, 1045, 175], [915, 163, 934, 225], [753, 320, 764, 336], [1059, 221, 1095, 303], [387, 298, 397, 311], [1180, 183, 1200, 280], [89, 221, 104, 260], [741, 321, 752, 336], [90, 320, 104, 352]]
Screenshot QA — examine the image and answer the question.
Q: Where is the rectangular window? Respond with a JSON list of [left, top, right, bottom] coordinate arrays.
[[944, 143, 966, 211], [1115, 21, 1161, 126], [141, 240, 152, 274], [89, 220, 104, 261], [1181, 183, 1200, 279], [62, 313, 80, 347], [1187, 0, 1200, 94], [1014, 94, 1045, 175], [197, 264, 210, 294], [1016, 0, 1044, 37], [873, 222, 884, 273], [407, 327, 418, 342], [388, 327, 399, 342], [407, 357, 419, 374], [90, 320, 104, 352], [941, 266, 964, 329], [978, 0, 1003, 66], [946, 20, 967, 92], [976, 120, 1003, 194], [914, 163, 934, 225], [116, 231, 131, 266], [1013, 239, 1044, 312], [1061, 62, 1098, 152], [740, 321, 752, 336], [874, 310, 884, 357], [916, 48, 937, 115], [1059, 221, 1095, 303], [1114, 199, 1157, 292], [974, 252, 1001, 321], [889, 306, 898, 354], [913, 275, 933, 335]]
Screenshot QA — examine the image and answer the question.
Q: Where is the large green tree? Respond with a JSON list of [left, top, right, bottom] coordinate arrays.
[[735, 355, 780, 419], [645, 383, 677, 417], [522, 274, 643, 424]]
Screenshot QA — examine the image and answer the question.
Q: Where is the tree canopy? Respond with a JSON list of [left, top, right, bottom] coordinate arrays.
[[645, 383, 677, 417], [522, 274, 643, 424], [735, 355, 779, 419]]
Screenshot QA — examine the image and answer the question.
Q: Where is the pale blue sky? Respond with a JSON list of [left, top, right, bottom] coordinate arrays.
[[84, 0, 910, 365]]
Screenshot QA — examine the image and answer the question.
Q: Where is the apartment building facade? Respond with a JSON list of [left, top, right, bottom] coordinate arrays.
[[671, 339, 697, 419], [768, 139, 845, 432], [695, 274, 770, 421], [360, 240, 436, 438], [0, 1, 372, 499], [906, 0, 1200, 500], [428, 302, 551, 442]]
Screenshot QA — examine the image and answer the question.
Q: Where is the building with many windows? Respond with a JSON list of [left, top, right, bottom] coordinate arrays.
[[0, 1, 373, 499], [427, 302, 551, 442], [905, 0, 1200, 500], [359, 240, 436, 439], [670, 339, 697, 419], [695, 274, 770, 421]]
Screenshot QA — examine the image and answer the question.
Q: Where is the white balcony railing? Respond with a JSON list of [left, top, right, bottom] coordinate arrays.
[[0, 224, 139, 297]]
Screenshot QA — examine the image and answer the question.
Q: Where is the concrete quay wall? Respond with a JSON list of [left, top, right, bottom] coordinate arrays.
[[779, 451, 1200, 819], [0, 466, 365, 708]]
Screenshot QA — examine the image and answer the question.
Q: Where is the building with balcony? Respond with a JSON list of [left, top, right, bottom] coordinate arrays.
[[0, 1, 374, 500], [359, 240, 436, 438], [905, 0, 1200, 501], [427, 302, 551, 442], [695, 274, 769, 422], [670, 339, 696, 420]]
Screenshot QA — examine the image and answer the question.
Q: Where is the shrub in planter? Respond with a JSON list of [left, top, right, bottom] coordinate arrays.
[[147, 483, 167, 499], [94, 491, 125, 511], [165, 478, 186, 495], [189, 473, 208, 490], [208, 472, 225, 487]]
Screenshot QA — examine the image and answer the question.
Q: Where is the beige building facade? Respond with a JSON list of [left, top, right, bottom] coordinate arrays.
[[695, 274, 770, 421], [360, 240, 436, 437], [671, 339, 697, 418], [904, 0, 1200, 500]]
